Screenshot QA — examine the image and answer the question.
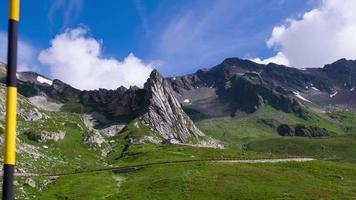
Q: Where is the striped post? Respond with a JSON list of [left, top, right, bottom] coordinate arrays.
[[2, 0, 19, 199]]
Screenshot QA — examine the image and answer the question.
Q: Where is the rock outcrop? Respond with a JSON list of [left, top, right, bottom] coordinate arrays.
[[140, 70, 222, 147], [277, 124, 294, 136], [294, 125, 332, 137], [25, 131, 66, 142], [277, 124, 333, 137], [224, 73, 310, 119], [80, 86, 144, 117]]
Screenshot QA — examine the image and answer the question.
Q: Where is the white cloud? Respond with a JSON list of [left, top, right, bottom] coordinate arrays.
[[38, 27, 153, 90], [253, 0, 356, 68], [0, 31, 38, 71], [250, 52, 290, 66]]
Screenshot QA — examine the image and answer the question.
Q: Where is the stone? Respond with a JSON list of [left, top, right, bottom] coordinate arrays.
[[24, 178, 36, 188], [295, 125, 331, 137], [277, 124, 294, 136]]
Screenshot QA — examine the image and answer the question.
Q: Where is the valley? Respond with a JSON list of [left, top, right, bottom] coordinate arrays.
[[0, 58, 356, 199]]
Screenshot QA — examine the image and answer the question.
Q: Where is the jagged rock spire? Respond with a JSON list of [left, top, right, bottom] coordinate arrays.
[[140, 69, 205, 143]]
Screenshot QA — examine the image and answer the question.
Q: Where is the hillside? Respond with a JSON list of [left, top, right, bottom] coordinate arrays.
[[0, 58, 356, 199]]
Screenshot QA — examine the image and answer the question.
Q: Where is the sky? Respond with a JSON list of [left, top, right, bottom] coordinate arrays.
[[0, 0, 355, 90]]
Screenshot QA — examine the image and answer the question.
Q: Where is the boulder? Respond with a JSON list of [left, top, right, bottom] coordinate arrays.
[[25, 131, 65, 142], [24, 178, 36, 188], [277, 124, 294, 136], [295, 125, 331, 137]]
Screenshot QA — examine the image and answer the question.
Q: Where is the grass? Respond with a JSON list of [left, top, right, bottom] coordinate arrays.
[[36, 172, 121, 200], [107, 119, 277, 166], [60, 96, 94, 113], [16, 111, 106, 174], [196, 106, 348, 150], [247, 134, 356, 163], [109, 143, 278, 166], [328, 111, 356, 133], [30, 160, 356, 200], [2, 83, 356, 199], [0, 91, 106, 174]]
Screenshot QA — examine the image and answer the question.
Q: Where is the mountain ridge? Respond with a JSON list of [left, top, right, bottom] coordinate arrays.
[[1, 57, 356, 146], [1, 58, 356, 198]]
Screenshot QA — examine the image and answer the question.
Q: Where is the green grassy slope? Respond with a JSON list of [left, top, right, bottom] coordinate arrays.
[[107, 119, 277, 166], [196, 106, 345, 149], [33, 107, 356, 199], [247, 135, 356, 163], [36, 160, 356, 200], [1, 81, 356, 199], [197, 106, 356, 164], [16, 111, 106, 173]]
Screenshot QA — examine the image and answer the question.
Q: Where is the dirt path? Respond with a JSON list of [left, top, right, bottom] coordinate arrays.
[[217, 158, 315, 163], [0, 157, 316, 177]]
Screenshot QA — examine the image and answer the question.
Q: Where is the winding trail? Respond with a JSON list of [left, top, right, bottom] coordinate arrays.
[[1, 157, 315, 178]]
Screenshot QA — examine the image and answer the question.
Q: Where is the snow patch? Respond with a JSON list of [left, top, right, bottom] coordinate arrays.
[[311, 87, 320, 91], [350, 87, 355, 92], [169, 139, 181, 144], [330, 91, 338, 98], [173, 77, 176, 81], [183, 99, 190, 103], [251, 71, 261, 75], [37, 76, 53, 85], [293, 91, 312, 103], [134, 122, 139, 129]]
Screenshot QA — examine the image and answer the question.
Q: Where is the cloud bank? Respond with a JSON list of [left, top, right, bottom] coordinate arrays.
[[252, 0, 356, 68], [39, 27, 153, 90], [250, 52, 290, 66], [0, 31, 38, 71]]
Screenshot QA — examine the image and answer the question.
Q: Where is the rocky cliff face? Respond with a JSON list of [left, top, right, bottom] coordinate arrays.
[[168, 58, 356, 115], [224, 73, 309, 119], [80, 86, 145, 118], [140, 70, 221, 147], [2, 57, 355, 148]]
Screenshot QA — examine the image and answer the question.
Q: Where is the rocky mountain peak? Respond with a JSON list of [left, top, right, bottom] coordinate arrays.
[[140, 70, 221, 147], [149, 69, 161, 79], [322, 58, 356, 87]]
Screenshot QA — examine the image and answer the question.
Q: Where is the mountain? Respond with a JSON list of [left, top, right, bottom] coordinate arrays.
[[222, 73, 309, 119], [1, 58, 356, 199], [168, 58, 356, 118], [139, 70, 221, 147], [2, 58, 356, 136], [1, 65, 219, 147]]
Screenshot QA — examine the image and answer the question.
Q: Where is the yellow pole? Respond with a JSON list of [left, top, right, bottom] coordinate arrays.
[[2, 1, 19, 199]]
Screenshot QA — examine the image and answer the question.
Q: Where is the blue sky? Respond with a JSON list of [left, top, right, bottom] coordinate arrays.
[[1, 0, 355, 89]]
